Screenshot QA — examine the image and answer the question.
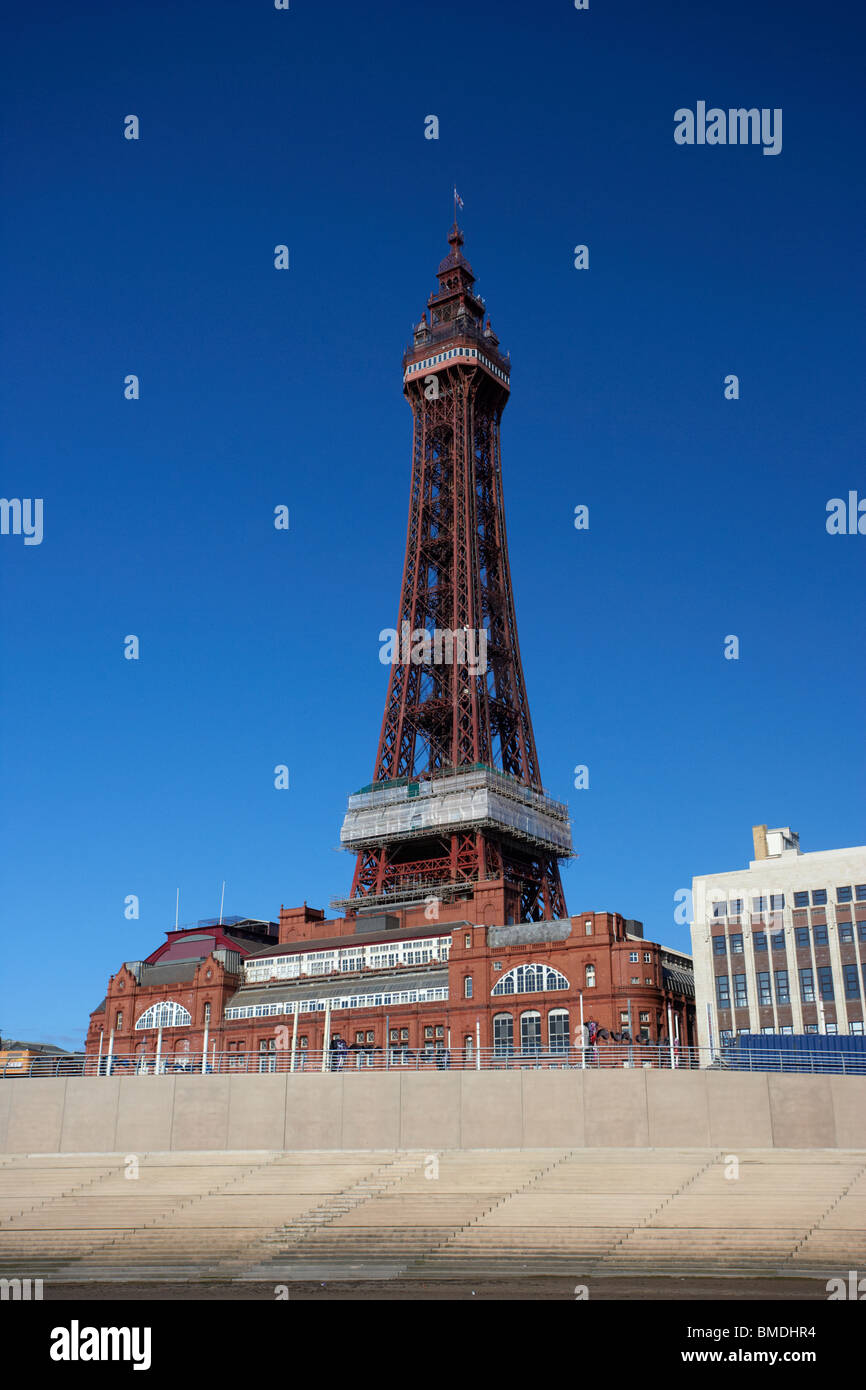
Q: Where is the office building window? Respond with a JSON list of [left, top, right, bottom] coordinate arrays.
[[780, 1025, 794, 1035], [720, 1029, 734, 1045], [795, 927, 809, 948], [716, 975, 730, 1008], [840, 925, 854, 943], [856, 885, 866, 901], [713, 936, 727, 956], [753, 932, 767, 953], [826, 1023, 838, 1035], [850, 1021, 864, 1035], [837, 886, 853, 903], [804, 1024, 818, 1034], [712, 901, 727, 919], [844, 965, 860, 999], [757, 972, 772, 1006], [774, 969, 790, 1004], [770, 894, 784, 911], [812, 889, 827, 906], [629, 951, 639, 962], [733, 974, 748, 1008], [644, 952, 652, 962], [817, 966, 834, 1001], [813, 924, 829, 945], [729, 934, 744, 954], [799, 968, 815, 1003], [771, 930, 786, 951], [793, 891, 809, 908], [752, 896, 766, 913], [859, 925, 866, 942], [761, 1026, 775, 1034], [729, 898, 742, 915]]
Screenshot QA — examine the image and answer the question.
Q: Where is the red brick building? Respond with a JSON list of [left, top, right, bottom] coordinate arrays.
[[85, 917, 277, 1067], [86, 886, 694, 1066]]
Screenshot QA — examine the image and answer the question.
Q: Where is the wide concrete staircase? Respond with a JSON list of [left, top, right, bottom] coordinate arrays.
[[1, 1148, 864, 1283]]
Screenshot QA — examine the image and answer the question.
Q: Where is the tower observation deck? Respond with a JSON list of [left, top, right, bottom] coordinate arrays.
[[335, 222, 572, 922]]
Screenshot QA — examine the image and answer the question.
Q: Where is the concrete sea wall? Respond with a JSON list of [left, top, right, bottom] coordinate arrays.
[[1, 1070, 864, 1154]]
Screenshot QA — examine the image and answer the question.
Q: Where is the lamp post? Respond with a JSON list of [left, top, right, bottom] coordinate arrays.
[[579, 990, 586, 1069], [289, 1006, 298, 1073], [321, 1000, 332, 1073]]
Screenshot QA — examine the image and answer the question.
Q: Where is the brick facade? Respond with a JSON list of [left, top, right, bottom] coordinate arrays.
[[86, 889, 694, 1063]]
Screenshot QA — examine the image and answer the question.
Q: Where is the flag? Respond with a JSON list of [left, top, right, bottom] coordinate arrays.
[[454, 187, 464, 208]]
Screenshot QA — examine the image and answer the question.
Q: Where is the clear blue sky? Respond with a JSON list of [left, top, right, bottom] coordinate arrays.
[[1, 0, 863, 1047]]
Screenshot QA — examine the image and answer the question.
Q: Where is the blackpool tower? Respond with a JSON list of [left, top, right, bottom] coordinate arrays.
[[336, 222, 572, 923]]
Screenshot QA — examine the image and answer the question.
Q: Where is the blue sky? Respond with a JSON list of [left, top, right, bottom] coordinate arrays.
[[1, 0, 863, 1047]]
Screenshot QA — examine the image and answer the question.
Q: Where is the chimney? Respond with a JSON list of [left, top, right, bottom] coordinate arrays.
[[752, 824, 768, 860]]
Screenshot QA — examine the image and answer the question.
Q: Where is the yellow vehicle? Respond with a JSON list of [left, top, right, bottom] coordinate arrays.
[[0, 1048, 36, 1077], [0, 1044, 79, 1078]]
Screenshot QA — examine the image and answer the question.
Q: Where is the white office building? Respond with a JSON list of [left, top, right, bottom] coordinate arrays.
[[691, 826, 866, 1050]]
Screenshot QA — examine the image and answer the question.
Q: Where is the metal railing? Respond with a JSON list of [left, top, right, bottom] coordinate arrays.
[[3, 1043, 866, 1078]]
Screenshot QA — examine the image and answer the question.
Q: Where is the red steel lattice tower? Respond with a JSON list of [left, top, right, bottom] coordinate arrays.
[[337, 223, 571, 922]]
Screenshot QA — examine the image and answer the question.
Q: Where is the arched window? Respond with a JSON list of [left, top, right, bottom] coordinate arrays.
[[492, 963, 570, 996], [548, 1009, 569, 1053], [493, 1013, 514, 1056], [135, 1001, 192, 1031], [520, 1011, 541, 1053], [585, 964, 596, 988]]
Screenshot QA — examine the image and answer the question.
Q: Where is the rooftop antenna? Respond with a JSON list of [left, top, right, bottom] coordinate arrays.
[[219, 880, 226, 926]]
